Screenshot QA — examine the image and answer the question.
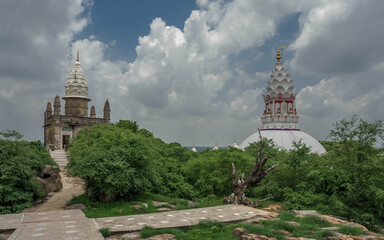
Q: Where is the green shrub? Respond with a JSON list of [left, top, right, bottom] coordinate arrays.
[[67, 123, 159, 201], [182, 148, 254, 197], [0, 131, 55, 214], [67, 121, 195, 201]]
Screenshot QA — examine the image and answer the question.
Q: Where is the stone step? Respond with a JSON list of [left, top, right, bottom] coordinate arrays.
[[51, 150, 69, 168]]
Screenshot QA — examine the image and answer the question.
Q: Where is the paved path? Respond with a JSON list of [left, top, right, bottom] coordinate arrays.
[[22, 170, 85, 213], [95, 205, 270, 233], [0, 205, 272, 239], [0, 210, 103, 240]]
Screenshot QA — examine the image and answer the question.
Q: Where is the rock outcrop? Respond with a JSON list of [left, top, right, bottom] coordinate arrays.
[[35, 165, 62, 194]]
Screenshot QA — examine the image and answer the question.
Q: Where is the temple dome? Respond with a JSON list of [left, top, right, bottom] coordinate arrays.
[[239, 130, 326, 154], [239, 48, 326, 154], [65, 51, 89, 99]]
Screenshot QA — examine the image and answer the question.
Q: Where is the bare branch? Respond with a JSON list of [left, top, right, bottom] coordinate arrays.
[[225, 129, 278, 206], [231, 162, 238, 182]]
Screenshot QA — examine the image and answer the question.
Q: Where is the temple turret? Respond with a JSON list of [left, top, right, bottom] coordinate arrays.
[[63, 50, 90, 117], [103, 99, 110, 121], [261, 48, 299, 131], [239, 47, 326, 154], [43, 51, 111, 150], [90, 105, 96, 118], [230, 138, 240, 149], [46, 102, 52, 118], [53, 95, 61, 115]]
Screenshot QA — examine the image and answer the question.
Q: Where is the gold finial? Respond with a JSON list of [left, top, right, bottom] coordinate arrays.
[[77, 50, 79, 62], [276, 48, 281, 63]]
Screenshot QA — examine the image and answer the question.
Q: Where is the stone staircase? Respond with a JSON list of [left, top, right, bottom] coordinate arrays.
[[51, 150, 68, 168]]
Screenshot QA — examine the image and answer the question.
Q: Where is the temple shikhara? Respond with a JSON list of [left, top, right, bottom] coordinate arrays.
[[43, 51, 110, 150], [239, 49, 326, 153]]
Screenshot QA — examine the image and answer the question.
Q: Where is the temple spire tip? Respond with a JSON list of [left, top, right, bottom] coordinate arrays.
[[276, 48, 281, 63]]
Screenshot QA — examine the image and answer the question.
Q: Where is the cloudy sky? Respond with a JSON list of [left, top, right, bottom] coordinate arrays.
[[1, 0, 383, 147]]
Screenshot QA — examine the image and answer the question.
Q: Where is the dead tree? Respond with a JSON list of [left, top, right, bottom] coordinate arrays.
[[224, 130, 278, 206]]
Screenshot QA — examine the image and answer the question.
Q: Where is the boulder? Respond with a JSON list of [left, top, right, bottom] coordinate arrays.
[[285, 221, 300, 226], [35, 165, 62, 194], [262, 203, 284, 212], [157, 208, 172, 212], [120, 232, 141, 240], [152, 201, 169, 207], [286, 238, 316, 240], [293, 210, 319, 217], [274, 230, 291, 236], [187, 200, 196, 207], [319, 215, 369, 232], [131, 205, 144, 211], [233, 228, 247, 237], [145, 233, 175, 240], [326, 236, 366, 240], [240, 234, 276, 240]]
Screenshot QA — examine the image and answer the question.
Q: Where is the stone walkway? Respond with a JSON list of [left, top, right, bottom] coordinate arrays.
[[0, 205, 272, 240], [95, 205, 270, 233], [0, 210, 103, 240], [22, 170, 85, 213]]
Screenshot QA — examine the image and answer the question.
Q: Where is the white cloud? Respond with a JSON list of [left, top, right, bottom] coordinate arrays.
[[2, 0, 383, 148], [290, 0, 384, 74], [0, 0, 91, 139]]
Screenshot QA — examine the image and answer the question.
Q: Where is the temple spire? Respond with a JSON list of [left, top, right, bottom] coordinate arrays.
[[77, 50, 79, 62], [276, 48, 281, 63]]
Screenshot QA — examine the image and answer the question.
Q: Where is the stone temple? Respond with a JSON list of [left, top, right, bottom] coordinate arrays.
[[239, 49, 326, 154], [43, 51, 110, 150]]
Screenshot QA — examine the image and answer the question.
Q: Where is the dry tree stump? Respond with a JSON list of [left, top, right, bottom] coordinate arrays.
[[224, 130, 278, 206]]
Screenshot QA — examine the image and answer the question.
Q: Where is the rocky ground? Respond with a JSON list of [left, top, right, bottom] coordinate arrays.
[[22, 169, 85, 213]]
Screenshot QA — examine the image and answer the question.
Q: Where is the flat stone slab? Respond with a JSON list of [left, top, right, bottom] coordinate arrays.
[[0, 213, 23, 230], [95, 205, 271, 233], [21, 209, 86, 223], [9, 218, 103, 240], [3, 210, 103, 240]]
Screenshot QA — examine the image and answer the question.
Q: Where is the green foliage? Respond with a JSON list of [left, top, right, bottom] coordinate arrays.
[[0, 129, 23, 141], [67, 123, 159, 200], [247, 116, 384, 231], [98, 228, 111, 237], [0, 131, 55, 214], [182, 148, 254, 197], [140, 221, 236, 240], [67, 121, 195, 201]]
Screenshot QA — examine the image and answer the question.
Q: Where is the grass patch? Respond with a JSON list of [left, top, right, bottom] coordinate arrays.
[[140, 221, 237, 240], [68, 192, 224, 218], [300, 215, 332, 227], [99, 228, 111, 237], [137, 211, 367, 240], [338, 225, 366, 236]]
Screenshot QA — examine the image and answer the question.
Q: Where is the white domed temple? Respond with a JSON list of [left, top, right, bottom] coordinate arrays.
[[239, 49, 326, 154]]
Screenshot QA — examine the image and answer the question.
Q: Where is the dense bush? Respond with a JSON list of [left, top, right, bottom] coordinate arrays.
[[182, 147, 254, 197], [67, 120, 195, 201], [248, 116, 384, 230], [0, 130, 55, 214], [67, 116, 384, 230]]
